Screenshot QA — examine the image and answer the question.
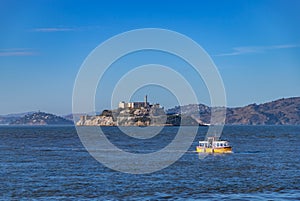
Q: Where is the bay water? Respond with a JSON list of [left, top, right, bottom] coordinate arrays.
[[1, 126, 299, 200]]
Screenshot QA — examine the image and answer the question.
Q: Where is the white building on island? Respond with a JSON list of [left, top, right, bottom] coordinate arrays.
[[119, 95, 160, 109]]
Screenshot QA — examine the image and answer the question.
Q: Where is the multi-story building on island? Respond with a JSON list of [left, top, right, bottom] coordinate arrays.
[[118, 95, 156, 109]]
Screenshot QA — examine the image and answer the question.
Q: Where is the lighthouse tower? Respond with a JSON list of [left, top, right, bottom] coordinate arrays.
[[144, 95, 148, 107]]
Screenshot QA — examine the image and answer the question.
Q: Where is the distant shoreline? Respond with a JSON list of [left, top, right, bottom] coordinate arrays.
[[1, 97, 299, 126]]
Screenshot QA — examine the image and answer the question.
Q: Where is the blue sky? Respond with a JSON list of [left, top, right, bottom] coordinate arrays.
[[1, 0, 300, 115]]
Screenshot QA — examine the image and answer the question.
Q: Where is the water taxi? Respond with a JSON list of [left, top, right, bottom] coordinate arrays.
[[196, 137, 232, 153]]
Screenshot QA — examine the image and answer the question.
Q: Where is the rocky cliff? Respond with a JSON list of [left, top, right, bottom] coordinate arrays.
[[76, 107, 180, 126]]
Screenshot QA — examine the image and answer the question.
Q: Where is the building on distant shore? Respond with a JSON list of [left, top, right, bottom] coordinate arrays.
[[118, 95, 160, 109]]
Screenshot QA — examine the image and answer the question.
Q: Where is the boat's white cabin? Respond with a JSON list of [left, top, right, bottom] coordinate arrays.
[[198, 141, 209, 148], [212, 141, 230, 148], [198, 140, 230, 148]]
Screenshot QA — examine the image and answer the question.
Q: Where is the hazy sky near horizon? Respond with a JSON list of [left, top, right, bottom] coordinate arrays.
[[1, 0, 300, 115]]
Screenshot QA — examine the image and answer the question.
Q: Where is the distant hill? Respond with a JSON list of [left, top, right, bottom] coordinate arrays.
[[226, 97, 300, 125], [0, 112, 35, 125], [9, 112, 73, 125], [0, 116, 16, 125], [166, 97, 300, 125]]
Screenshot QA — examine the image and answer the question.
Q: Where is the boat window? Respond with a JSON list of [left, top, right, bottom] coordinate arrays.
[[220, 143, 223, 147]]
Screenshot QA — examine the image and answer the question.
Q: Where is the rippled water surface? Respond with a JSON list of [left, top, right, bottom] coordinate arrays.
[[1, 126, 299, 200]]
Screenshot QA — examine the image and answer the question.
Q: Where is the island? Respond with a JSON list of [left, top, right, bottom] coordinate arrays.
[[9, 111, 73, 125]]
